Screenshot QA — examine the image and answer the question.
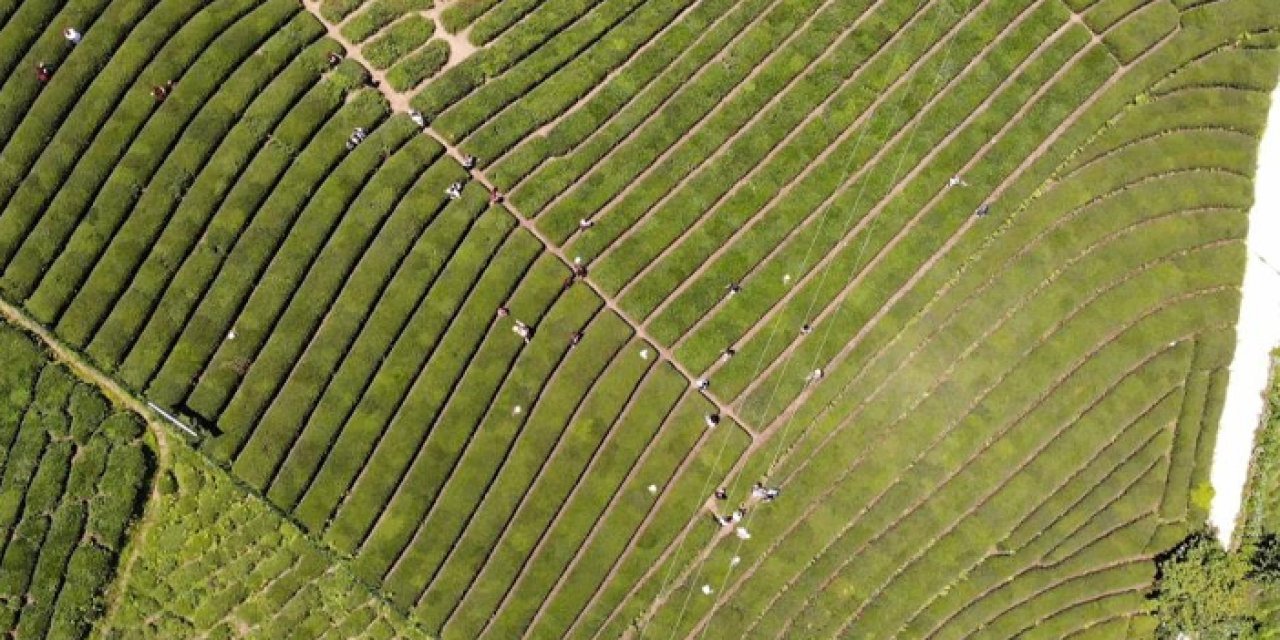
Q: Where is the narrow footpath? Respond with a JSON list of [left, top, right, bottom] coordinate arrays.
[[1211, 81, 1280, 547], [0, 296, 174, 628], [299, 1, 755, 438]]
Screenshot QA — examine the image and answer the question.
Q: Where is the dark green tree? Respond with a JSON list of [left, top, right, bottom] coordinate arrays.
[[1151, 532, 1260, 639]]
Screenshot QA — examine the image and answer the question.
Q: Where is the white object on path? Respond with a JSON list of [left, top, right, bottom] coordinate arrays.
[[1210, 83, 1280, 548]]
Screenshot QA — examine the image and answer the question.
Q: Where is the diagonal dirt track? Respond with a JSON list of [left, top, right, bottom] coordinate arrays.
[[537, 8, 1131, 634], [299, 0, 755, 439], [643, 0, 1046, 335], [285, 2, 1251, 638], [612, 21, 1186, 634], [705, 23, 1103, 403]]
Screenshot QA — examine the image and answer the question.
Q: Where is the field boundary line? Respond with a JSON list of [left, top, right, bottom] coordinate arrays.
[[0, 297, 437, 638], [300, 0, 764, 441], [724, 23, 1106, 408], [0, 295, 174, 634]]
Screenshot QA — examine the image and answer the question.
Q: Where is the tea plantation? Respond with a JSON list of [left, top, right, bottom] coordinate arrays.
[[0, 0, 1277, 637], [98, 442, 431, 639], [0, 324, 149, 639]]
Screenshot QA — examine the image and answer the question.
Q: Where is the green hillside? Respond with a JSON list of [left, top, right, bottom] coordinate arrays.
[[0, 324, 150, 639], [0, 0, 1277, 637]]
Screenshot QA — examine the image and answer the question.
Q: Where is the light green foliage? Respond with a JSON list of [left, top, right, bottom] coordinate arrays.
[[341, 0, 433, 44], [0, 324, 151, 640], [97, 443, 429, 640], [362, 14, 434, 70], [387, 39, 451, 91]]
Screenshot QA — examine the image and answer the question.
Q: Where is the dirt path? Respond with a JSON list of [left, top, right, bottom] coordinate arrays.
[[0, 296, 174, 634], [421, 4, 478, 71], [642, 0, 1035, 329], [616, 22, 1159, 635], [1211, 80, 1280, 548], [302, 0, 476, 111], [299, 0, 753, 440]]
